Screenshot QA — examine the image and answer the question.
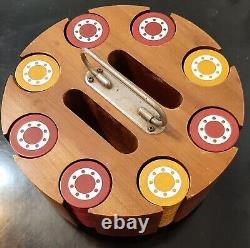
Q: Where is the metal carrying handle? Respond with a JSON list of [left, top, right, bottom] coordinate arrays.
[[81, 48, 167, 128]]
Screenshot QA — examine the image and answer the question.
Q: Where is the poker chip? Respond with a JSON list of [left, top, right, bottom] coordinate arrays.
[[66, 13, 110, 48], [131, 12, 176, 46], [15, 54, 60, 92], [183, 49, 230, 87], [189, 107, 240, 152], [9, 114, 58, 158], [59, 160, 111, 209], [70, 206, 95, 228], [139, 159, 189, 207]]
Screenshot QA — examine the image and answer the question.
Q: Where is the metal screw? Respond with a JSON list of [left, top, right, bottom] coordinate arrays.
[[97, 68, 103, 73], [148, 126, 155, 132], [88, 76, 94, 83]]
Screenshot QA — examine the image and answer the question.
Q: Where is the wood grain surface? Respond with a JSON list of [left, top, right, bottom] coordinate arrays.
[[0, 5, 244, 235]]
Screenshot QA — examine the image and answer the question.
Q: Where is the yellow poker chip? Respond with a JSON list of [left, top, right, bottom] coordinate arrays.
[[139, 159, 190, 207], [15, 54, 60, 92], [183, 49, 230, 87]]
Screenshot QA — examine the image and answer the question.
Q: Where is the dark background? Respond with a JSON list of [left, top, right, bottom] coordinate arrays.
[[0, 0, 249, 247]]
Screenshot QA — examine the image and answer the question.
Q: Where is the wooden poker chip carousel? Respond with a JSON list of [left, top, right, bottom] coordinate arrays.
[[1, 5, 244, 236]]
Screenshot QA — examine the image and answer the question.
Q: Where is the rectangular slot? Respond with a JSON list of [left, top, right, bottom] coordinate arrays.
[[108, 50, 182, 109], [64, 89, 138, 154]]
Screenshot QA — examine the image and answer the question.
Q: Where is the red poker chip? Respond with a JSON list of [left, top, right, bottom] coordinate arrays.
[[66, 13, 110, 48], [71, 206, 95, 228], [60, 160, 111, 209], [131, 12, 176, 46], [9, 114, 58, 158], [189, 108, 240, 152]]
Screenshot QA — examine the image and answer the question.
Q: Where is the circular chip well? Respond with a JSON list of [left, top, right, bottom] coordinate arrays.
[[15, 54, 60, 92], [139, 159, 189, 207], [60, 160, 111, 209], [189, 107, 240, 152], [131, 12, 176, 46], [9, 114, 58, 158], [183, 49, 230, 87], [66, 13, 110, 48]]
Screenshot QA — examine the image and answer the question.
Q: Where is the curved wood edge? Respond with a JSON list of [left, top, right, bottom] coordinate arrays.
[[187, 146, 238, 198], [193, 66, 245, 127], [89, 4, 149, 17], [227, 66, 245, 126], [174, 182, 214, 222], [177, 147, 238, 220], [20, 19, 70, 58], [40, 190, 78, 227], [1, 41, 163, 217], [0, 5, 245, 235], [1, 75, 18, 135], [171, 14, 221, 50], [2, 76, 164, 235]]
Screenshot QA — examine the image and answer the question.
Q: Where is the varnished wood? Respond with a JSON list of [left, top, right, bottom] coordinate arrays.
[[0, 5, 244, 235]]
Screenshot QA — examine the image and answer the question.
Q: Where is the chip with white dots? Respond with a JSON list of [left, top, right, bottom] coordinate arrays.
[[15, 54, 60, 92], [59, 160, 111, 209], [183, 49, 230, 87], [9, 114, 58, 158], [139, 159, 189, 207], [131, 12, 176, 46], [66, 13, 110, 48], [189, 107, 240, 152]]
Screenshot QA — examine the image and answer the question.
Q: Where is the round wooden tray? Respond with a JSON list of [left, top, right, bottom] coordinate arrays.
[[1, 5, 244, 236]]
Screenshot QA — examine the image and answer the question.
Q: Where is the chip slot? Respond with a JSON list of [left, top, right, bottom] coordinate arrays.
[[138, 158, 190, 227], [8, 113, 58, 158], [108, 50, 183, 109], [65, 13, 110, 48], [63, 89, 138, 154], [59, 160, 112, 228], [131, 11, 176, 46], [188, 107, 240, 152], [183, 48, 230, 87], [15, 54, 60, 92]]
